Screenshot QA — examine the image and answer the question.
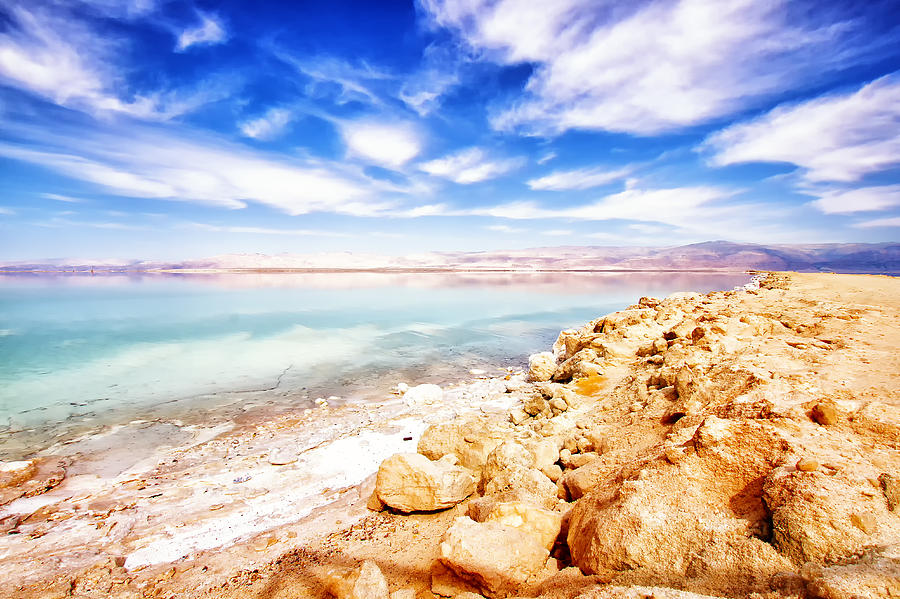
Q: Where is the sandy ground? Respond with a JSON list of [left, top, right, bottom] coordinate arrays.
[[1, 271, 898, 599]]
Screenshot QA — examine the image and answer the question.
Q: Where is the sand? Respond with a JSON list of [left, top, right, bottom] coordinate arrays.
[[1, 272, 898, 599]]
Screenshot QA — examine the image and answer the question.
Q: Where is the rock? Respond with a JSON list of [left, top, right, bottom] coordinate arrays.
[[797, 458, 819, 472], [0, 460, 37, 488], [880, 473, 899, 511], [404, 384, 443, 406], [375, 453, 475, 513], [389, 590, 416, 599], [509, 407, 530, 425], [811, 401, 839, 425], [366, 492, 386, 512], [528, 353, 557, 382], [467, 496, 497, 522], [484, 501, 563, 550], [541, 464, 563, 482], [418, 418, 509, 475], [484, 466, 559, 510], [325, 560, 390, 599], [482, 442, 532, 483], [438, 516, 549, 598], [803, 552, 900, 599], [764, 469, 895, 564]]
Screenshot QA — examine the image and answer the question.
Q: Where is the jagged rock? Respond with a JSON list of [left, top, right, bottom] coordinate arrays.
[[324, 560, 390, 599], [483, 442, 532, 482], [375, 453, 475, 513], [438, 516, 549, 598], [418, 417, 510, 475], [568, 419, 793, 594], [764, 469, 900, 564], [404, 383, 443, 405], [528, 353, 557, 382], [484, 466, 559, 509], [803, 551, 900, 599], [0, 460, 37, 488], [484, 501, 563, 550]]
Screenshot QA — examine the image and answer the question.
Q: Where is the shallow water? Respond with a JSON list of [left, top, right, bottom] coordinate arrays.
[[0, 271, 749, 457]]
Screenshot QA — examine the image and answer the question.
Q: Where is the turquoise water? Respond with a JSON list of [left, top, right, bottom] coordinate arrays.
[[0, 271, 748, 451]]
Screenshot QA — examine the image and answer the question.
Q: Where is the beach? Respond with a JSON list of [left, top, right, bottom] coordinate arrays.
[[1, 271, 899, 599]]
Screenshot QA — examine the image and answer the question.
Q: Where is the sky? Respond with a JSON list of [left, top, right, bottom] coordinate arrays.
[[1, 0, 899, 261]]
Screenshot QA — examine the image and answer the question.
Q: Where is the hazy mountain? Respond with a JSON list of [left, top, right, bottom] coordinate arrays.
[[2, 242, 899, 274]]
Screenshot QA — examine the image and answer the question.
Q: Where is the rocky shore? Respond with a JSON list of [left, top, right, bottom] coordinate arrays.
[[2, 272, 899, 599]]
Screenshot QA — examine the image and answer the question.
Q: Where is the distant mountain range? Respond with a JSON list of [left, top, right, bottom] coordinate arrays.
[[3, 241, 899, 274]]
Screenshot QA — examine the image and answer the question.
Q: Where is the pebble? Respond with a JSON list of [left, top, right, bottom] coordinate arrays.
[[811, 402, 839, 425], [796, 458, 819, 472]]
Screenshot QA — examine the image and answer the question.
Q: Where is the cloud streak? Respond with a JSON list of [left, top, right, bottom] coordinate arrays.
[[704, 74, 900, 183], [419, 147, 524, 184], [176, 13, 227, 52], [422, 0, 884, 135], [528, 165, 635, 191]]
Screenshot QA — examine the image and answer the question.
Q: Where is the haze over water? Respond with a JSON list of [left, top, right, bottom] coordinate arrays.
[[0, 271, 749, 456]]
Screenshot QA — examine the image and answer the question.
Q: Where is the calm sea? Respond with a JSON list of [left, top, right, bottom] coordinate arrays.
[[0, 271, 749, 456]]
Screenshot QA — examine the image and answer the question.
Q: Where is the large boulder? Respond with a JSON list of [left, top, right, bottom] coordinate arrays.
[[324, 560, 390, 599], [763, 468, 900, 564], [375, 453, 475, 513], [567, 418, 794, 595], [438, 516, 549, 598]]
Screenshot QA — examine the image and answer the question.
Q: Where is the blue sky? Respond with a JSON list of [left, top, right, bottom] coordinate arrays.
[[1, 0, 899, 261]]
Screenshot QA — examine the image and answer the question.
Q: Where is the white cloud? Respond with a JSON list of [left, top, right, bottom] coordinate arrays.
[[537, 152, 557, 165], [852, 216, 900, 228], [187, 224, 351, 237], [810, 185, 900, 214], [42, 193, 86, 203], [0, 119, 401, 217], [0, 207, 15, 216], [704, 74, 900, 183], [419, 147, 524, 184], [278, 54, 391, 107], [341, 120, 422, 168], [0, 4, 228, 120], [486, 224, 526, 233], [239, 108, 293, 140], [527, 165, 635, 191], [176, 13, 226, 52], [398, 43, 461, 116], [421, 0, 876, 135]]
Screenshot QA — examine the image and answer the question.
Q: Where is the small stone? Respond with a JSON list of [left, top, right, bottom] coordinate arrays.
[[880, 473, 899, 511], [850, 512, 877, 534], [528, 352, 557, 382], [541, 464, 563, 483], [549, 397, 568, 412], [797, 458, 819, 472], [509, 408, 529, 425], [396, 382, 409, 394], [403, 384, 443, 406], [325, 560, 390, 599], [664, 447, 684, 464], [811, 402, 839, 425], [376, 453, 475, 513]]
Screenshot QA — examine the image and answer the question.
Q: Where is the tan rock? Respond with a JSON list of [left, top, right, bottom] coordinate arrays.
[[418, 418, 510, 474], [0, 460, 37, 488], [389, 589, 416, 599], [811, 401, 840, 425], [881, 473, 899, 511], [324, 560, 390, 599], [404, 383, 443, 405], [797, 458, 819, 472], [376, 453, 476, 513], [484, 501, 563, 550], [804, 552, 900, 599], [528, 352, 557, 382], [438, 516, 549, 598]]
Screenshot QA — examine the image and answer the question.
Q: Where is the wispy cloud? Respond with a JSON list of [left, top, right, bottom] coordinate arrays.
[[0, 117, 403, 217], [527, 165, 635, 191], [0, 207, 16, 216], [340, 120, 422, 168], [486, 224, 526, 233], [239, 108, 293, 140], [809, 185, 900, 214], [419, 147, 524, 184], [704, 74, 900, 183], [536, 152, 557, 165], [422, 0, 883, 135], [175, 13, 227, 52], [277, 54, 392, 107], [852, 216, 900, 228], [187, 223, 351, 237], [42, 193, 87, 204], [0, 3, 230, 120]]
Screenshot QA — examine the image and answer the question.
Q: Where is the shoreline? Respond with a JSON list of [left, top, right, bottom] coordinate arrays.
[[2, 271, 898, 599]]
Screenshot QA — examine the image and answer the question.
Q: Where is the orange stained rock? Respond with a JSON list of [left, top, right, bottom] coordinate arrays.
[[574, 374, 608, 397]]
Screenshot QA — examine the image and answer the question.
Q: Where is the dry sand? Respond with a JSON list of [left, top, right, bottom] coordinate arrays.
[[1, 272, 898, 599]]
